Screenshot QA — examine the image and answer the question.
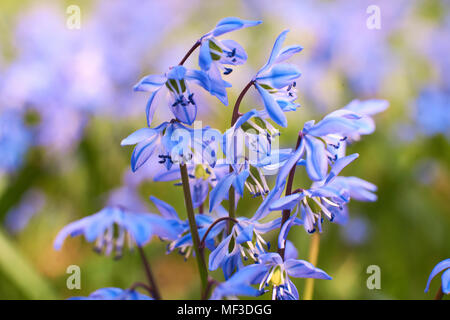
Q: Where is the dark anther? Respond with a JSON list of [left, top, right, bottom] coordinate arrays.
[[226, 48, 236, 58], [188, 93, 195, 105], [223, 67, 233, 75]]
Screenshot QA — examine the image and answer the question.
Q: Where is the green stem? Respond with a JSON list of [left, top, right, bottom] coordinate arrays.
[[180, 163, 208, 295]]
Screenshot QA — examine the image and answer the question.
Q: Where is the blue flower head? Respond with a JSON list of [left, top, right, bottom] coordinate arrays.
[[154, 163, 229, 209], [271, 154, 359, 233], [256, 251, 331, 300], [208, 212, 302, 279], [198, 17, 262, 105], [253, 30, 303, 127], [121, 121, 219, 172], [54, 206, 178, 258], [425, 259, 450, 295], [149, 196, 227, 258], [0, 110, 32, 173], [69, 287, 152, 300], [213, 248, 331, 300], [134, 65, 212, 126]]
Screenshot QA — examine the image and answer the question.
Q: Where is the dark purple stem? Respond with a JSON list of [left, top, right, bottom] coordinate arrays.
[[277, 132, 303, 260], [137, 246, 161, 300]]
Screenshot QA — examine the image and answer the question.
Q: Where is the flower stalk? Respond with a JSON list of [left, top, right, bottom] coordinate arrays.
[[228, 79, 255, 233], [137, 246, 161, 300], [278, 132, 303, 259], [180, 163, 209, 295]]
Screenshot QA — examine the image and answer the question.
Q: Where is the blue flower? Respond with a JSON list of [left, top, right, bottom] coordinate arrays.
[[121, 121, 218, 171], [274, 106, 370, 182], [208, 214, 301, 279], [0, 110, 32, 173], [198, 17, 262, 105], [54, 206, 178, 258], [270, 154, 359, 233], [149, 196, 227, 257], [343, 99, 389, 142], [69, 287, 152, 300], [415, 88, 450, 138], [153, 163, 229, 209], [319, 176, 378, 225], [134, 65, 211, 126], [210, 264, 266, 300], [425, 259, 450, 295], [253, 30, 303, 127], [213, 247, 331, 300], [255, 251, 331, 300]]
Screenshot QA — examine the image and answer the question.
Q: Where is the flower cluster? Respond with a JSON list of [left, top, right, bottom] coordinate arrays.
[[54, 17, 388, 300]]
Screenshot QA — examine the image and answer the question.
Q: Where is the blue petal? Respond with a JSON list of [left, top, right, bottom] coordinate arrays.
[[255, 82, 287, 127], [133, 74, 166, 92], [212, 17, 262, 37], [274, 45, 303, 64], [285, 259, 332, 280], [284, 240, 298, 260], [84, 208, 116, 242], [345, 99, 389, 116], [121, 128, 157, 146], [325, 153, 359, 184], [442, 269, 450, 294], [146, 89, 161, 127], [252, 184, 285, 221], [130, 135, 160, 172], [235, 224, 254, 244], [209, 172, 235, 212], [233, 169, 249, 196], [425, 259, 450, 292], [121, 214, 154, 246], [167, 65, 186, 80], [258, 29, 289, 75], [54, 216, 93, 250], [191, 180, 209, 208], [270, 193, 302, 211], [219, 39, 248, 65], [275, 139, 305, 188], [209, 234, 233, 271], [306, 114, 360, 137], [153, 166, 183, 182], [149, 196, 179, 220], [199, 40, 213, 71], [304, 135, 328, 181], [185, 69, 211, 92], [170, 99, 197, 125], [234, 109, 259, 129], [256, 64, 301, 89], [206, 65, 230, 105], [341, 177, 378, 202], [254, 217, 282, 233]]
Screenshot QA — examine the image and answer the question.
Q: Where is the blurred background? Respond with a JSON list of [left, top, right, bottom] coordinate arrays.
[[0, 0, 449, 300]]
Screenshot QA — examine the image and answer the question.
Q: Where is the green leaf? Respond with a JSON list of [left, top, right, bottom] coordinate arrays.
[[0, 229, 57, 299]]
